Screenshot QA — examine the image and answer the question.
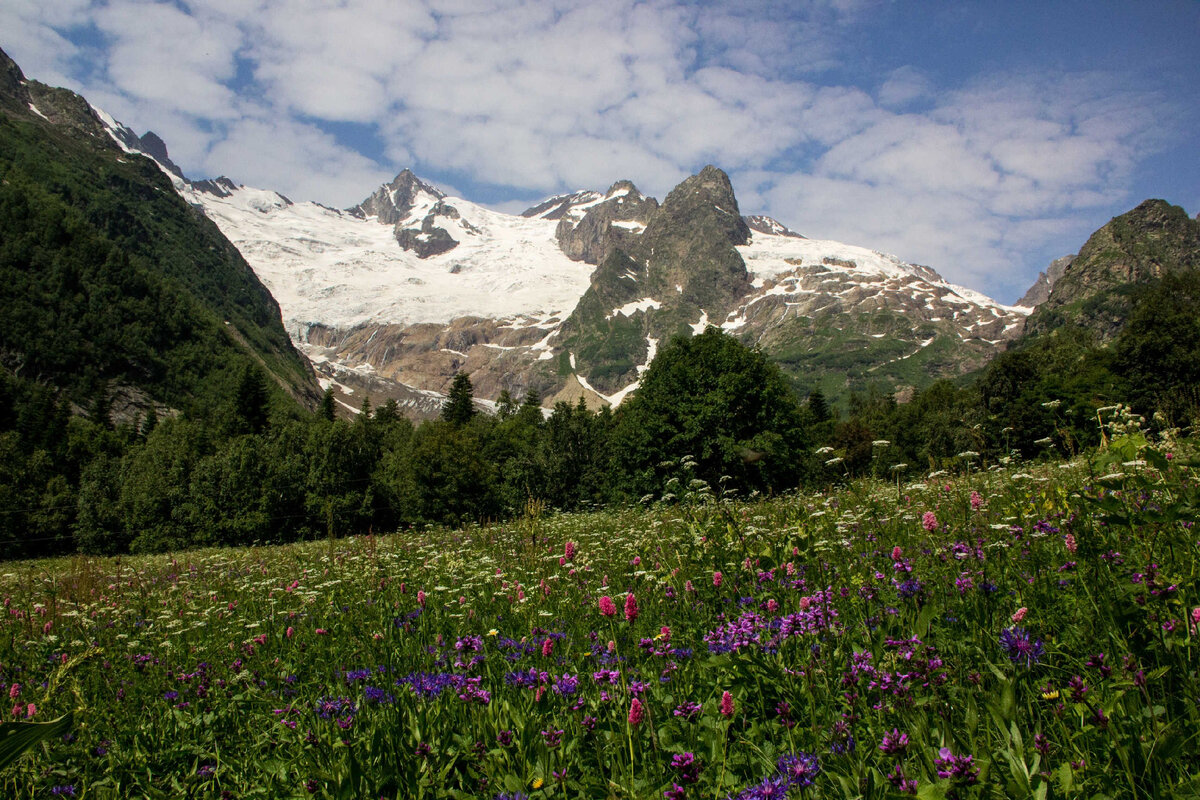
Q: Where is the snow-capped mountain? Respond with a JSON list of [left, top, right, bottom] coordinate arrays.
[[96, 113, 1029, 416]]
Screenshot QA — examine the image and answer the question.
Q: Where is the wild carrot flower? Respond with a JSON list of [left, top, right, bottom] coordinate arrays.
[[720, 691, 735, 718], [599, 596, 616, 617]]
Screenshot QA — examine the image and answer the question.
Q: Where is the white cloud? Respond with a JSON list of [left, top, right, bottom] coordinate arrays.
[[0, 0, 1189, 302]]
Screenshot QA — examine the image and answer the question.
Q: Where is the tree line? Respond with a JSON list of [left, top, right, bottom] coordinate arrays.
[[2, 268, 1198, 558]]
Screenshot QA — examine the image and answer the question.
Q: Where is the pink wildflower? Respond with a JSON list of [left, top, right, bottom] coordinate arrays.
[[891, 546, 903, 561], [632, 556, 641, 566], [315, 628, 328, 635], [1065, 534, 1077, 554], [8, 684, 18, 700], [1190, 607, 1200, 634], [599, 596, 617, 617], [970, 491, 983, 510], [719, 691, 735, 718], [564, 540, 575, 561], [1012, 607, 1028, 624], [285, 626, 294, 638], [417, 590, 426, 607], [624, 593, 639, 622], [660, 626, 671, 641], [922, 511, 938, 532], [713, 571, 723, 588], [542, 638, 554, 657], [25, 703, 35, 718], [766, 598, 779, 613], [685, 580, 695, 593], [628, 698, 645, 726]]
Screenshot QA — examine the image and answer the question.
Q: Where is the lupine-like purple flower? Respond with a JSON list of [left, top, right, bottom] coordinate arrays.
[[886, 764, 918, 794], [878, 728, 909, 755], [934, 747, 979, 785], [672, 751, 700, 783]]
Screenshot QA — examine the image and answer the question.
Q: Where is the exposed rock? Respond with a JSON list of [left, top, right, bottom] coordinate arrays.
[[395, 222, 458, 258], [522, 190, 603, 220], [1016, 254, 1073, 308], [744, 215, 804, 238], [554, 181, 658, 264], [1025, 200, 1200, 341], [350, 169, 444, 224]]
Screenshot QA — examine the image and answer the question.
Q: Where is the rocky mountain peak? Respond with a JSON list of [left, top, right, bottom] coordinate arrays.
[[744, 215, 804, 239], [652, 165, 750, 248], [1016, 254, 1073, 308], [349, 168, 444, 224], [135, 131, 184, 178], [1025, 199, 1200, 340], [0, 47, 27, 109], [554, 178, 658, 264]]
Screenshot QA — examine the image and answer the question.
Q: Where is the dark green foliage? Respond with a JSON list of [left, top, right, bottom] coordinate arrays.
[[441, 373, 476, 426], [1113, 270, 1200, 425], [319, 387, 337, 421], [611, 328, 810, 498]]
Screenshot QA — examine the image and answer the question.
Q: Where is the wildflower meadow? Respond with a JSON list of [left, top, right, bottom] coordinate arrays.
[[2, 433, 1198, 799]]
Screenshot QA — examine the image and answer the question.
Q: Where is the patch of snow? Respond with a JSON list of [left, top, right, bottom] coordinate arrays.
[[611, 220, 645, 233], [690, 311, 709, 335], [176, 181, 593, 335], [606, 297, 661, 319], [27, 103, 49, 121]]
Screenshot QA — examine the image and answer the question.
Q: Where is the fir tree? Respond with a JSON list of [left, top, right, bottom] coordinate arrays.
[[442, 373, 476, 426], [319, 387, 337, 422]]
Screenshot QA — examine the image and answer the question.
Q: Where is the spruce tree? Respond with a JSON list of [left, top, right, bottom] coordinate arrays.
[[442, 373, 476, 426], [319, 387, 337, 421]]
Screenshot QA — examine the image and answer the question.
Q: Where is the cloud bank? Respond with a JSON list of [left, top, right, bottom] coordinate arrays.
[[0, 0, 1189, 300]]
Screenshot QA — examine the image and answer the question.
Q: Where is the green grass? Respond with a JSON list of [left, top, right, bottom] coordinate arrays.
[[2, 435, 1198, 799]]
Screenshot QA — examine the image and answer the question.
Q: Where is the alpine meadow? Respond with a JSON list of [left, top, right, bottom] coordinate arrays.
[[1, 4, 1200, 799]]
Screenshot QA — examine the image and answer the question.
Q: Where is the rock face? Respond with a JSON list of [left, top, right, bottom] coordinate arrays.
[[349, 170, 478, 258], [553, 181, 658, 264], [1017, 254, 1073, 308], [744, 215, 805, 238], [1024, 200, 1200, 340]]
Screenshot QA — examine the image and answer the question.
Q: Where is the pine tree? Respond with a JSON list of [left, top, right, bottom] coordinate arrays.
[[442, 373, 476, 426]]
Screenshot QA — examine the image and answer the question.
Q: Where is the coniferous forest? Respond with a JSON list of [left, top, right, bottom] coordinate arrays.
[[3, 289, 1199, 558]]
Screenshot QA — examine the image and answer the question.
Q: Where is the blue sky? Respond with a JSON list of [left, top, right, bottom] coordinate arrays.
[[3, 0, 1198, 303]]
